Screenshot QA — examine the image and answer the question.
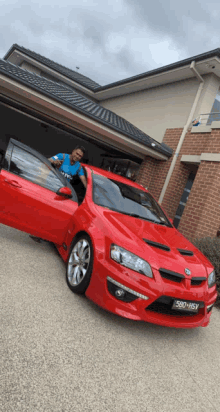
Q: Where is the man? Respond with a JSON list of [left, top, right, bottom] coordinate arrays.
[[192, 117, 201, 127], [30, 145, 86, 243], [49, 145, 87, 188]]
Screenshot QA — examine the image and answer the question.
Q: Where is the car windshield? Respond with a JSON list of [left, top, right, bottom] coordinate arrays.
[[92, 174, 172, 226]]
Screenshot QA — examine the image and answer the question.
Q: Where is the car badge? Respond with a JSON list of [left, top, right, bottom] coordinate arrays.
[[185, 268, 191, 276]]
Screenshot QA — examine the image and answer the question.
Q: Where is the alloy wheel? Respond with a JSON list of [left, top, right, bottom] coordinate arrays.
[[67, 238, 91, 286]]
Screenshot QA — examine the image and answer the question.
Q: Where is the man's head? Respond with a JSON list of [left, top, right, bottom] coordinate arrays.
[[70, 145, 85, 163]]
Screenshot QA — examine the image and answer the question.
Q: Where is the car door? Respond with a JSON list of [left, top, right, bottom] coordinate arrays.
[[0, 139, 79, 244]]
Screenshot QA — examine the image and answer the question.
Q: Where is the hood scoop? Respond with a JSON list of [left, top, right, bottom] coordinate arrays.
[[143, 239, 170, 252], [177, 248, 194, 256]]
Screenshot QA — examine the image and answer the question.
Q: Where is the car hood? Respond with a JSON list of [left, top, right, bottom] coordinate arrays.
[[100, 209, 213, 277]]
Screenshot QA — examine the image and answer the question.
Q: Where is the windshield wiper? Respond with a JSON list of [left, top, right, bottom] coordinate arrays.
[[122, 213, 169, 225], [109, 209, 161, 222], [124, 212, 149, 219], [96, 204, 169, 225]]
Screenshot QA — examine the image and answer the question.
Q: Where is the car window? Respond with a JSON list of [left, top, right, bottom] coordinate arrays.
[[93, 174, 171, 226], [9, 145, 65, 193]]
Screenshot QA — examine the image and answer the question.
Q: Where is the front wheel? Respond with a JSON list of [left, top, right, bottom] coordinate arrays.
[[66, 234, 93, 294]]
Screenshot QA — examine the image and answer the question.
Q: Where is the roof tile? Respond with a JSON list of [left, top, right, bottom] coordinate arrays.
[[4, 44, 101, 91], [0, 59, 172, 157]]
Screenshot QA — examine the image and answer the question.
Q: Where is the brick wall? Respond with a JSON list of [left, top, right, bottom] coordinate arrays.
[[136, 155, 157, 190], [178, 128, 220, 239], [178, 160, 220, 239], [136, 127, 220, 240], [136, 128, 183, 201], [181, 129, 220, 155]]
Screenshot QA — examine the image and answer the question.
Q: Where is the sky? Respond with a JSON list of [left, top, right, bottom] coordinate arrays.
[[1, 0, 220, 86]]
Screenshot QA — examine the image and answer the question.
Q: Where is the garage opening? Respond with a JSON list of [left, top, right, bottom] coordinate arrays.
[[0, 95, 142, 181]]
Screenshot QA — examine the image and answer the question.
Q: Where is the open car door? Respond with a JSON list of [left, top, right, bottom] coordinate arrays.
[[0, 139, 79, 244]]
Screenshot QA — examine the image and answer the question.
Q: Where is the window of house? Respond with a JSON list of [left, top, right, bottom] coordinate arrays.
[[207, 89, 220, 124]]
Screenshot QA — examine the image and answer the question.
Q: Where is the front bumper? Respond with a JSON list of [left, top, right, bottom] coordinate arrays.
[[85, 258, 217, 328]]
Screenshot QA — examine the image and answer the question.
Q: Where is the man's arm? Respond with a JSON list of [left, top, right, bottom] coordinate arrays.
[[80, 175, 87, 189]]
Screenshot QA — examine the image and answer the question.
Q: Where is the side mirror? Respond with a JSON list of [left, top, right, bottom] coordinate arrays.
[[57, 187, 72, 198], [169, 218, 174, 225]]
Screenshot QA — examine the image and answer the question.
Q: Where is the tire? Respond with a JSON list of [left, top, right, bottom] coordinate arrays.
[[66, 234, 93, 294]]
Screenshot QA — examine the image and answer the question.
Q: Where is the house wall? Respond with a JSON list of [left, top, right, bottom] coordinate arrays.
[[195, 74, 220, 119], [101, 74, 220, 143], [178, 159, 220, 240], [20, 61, 41, 76], [136, 125, 220, 240], [177, 126, 220, 240]]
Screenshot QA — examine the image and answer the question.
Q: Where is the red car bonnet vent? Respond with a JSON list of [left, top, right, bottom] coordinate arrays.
[[177, 249, 194, 256], [143, 239, 170, 252]]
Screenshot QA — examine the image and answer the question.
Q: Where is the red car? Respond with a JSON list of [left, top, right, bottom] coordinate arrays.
[[0, 139, 217, 328]]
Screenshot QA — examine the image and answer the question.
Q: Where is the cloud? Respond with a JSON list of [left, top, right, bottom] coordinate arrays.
[[0, 0, 220, 85], [124, 0, 220, 56]]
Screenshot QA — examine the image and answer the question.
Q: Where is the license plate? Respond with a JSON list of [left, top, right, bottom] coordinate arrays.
[[172, 300, 200, 313]]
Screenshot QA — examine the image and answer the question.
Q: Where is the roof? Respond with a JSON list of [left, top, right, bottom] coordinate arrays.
[[97, 48, 220, 91], [4, 44, 220, 92], [0, 59, 172, 158], [4, 44, 101, 91]]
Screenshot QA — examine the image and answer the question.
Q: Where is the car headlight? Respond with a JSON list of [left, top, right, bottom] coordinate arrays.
[[208, 270, 216, 288], [110, 244, 153, 278]]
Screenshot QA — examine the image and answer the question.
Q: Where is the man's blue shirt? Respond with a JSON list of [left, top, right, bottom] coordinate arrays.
[[52, 153, 84, 182]]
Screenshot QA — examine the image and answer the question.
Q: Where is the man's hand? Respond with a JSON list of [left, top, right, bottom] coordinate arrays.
[[48, 158, 63, 168], [53, 159, 63, 168]]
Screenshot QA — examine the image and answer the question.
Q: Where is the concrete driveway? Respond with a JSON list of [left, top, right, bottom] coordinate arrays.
[[1, 223, 220, 412]]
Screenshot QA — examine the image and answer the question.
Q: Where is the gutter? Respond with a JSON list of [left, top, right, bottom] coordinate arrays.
[[158, 61, 204, 204], [4, 44, 220, 93], [94, 49, 220, 92]]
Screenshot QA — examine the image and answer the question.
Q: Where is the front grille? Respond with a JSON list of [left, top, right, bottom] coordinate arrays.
[[191, 277, 206, 286], [146, 296, 203, 317], [159, 268, 184, 283]]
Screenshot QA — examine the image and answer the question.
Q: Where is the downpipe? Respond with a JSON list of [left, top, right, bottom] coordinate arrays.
[[158, 61, 204, 204]]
